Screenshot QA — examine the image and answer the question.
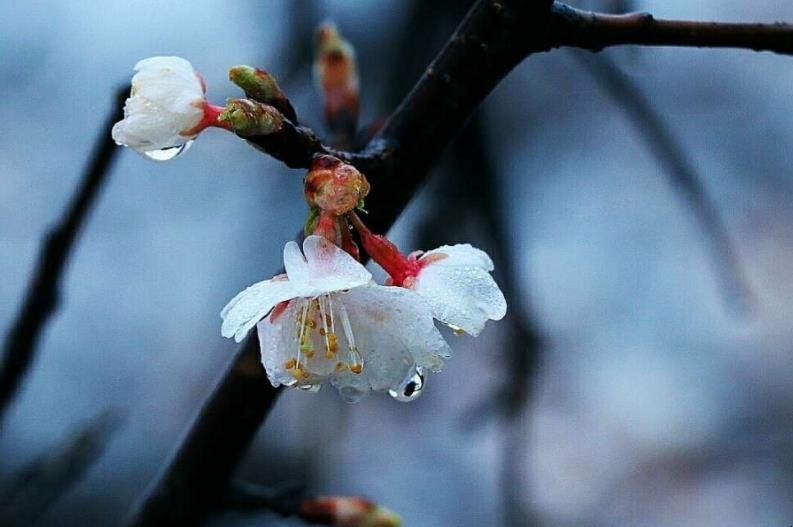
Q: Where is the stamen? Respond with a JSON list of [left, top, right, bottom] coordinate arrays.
[[296, 301, 309, 371], [318, 295, 333, 357], [335, 300, 363, 373]]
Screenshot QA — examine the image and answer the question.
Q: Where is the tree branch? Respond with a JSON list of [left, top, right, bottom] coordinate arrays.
[[126, 0, 793, 523], [550, 3, 793, 55], [0, 88, 126, 425], [124, 336, 281, 526]]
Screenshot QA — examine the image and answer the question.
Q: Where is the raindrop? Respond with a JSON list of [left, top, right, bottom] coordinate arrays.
[[142, 141, 193, 161], [298, 383, 321, 393], [389, 366, 425, 402]]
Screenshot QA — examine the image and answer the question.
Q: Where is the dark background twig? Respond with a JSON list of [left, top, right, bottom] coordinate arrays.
[[0, 87, 127, 425], [573, 51, 751, 311], [0, 410, 122, 526]]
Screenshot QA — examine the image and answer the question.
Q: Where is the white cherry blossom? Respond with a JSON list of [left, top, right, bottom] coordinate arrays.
[[221, 236, 451, 402], [112, 56, 207, 153], [406, 244, 507, 336]]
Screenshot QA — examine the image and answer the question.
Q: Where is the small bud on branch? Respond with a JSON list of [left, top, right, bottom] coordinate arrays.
[[314, 22, 360, 140], [305, 154, 370, 216], [228, 65, 298, 123], [218, 99, 283, 137]]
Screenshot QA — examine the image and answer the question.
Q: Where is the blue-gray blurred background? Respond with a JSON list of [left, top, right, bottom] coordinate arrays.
[[2, 0, 793, 525]]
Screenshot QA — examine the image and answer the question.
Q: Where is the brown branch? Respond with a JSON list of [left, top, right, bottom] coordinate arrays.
[[244, 1, 793, 174], [123, 336, 281, 526], [550, 3, 793, 55], [127, 1, 793, 524], [126, 2, 554, 524], [0, 88, 126, 425]]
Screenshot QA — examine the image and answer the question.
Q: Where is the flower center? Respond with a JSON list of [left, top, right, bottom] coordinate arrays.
[[284, 293, 363, 382]]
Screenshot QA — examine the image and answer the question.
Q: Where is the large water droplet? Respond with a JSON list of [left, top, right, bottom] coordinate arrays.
[[298, 383, 321, 393], [142, 141, 193, 161], [389, 366, 425, 402]]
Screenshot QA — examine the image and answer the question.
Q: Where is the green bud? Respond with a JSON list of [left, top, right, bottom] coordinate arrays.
[[218, 99, 283, 137], [228, 65, 283, 103]]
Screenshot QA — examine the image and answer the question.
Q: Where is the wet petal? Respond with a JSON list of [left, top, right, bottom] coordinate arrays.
[[413, 261, 506, 336], [422, 243, 494, 271], [338, 286, 450, 393], [112, 56, 205, 152], [284, 236, 372, 297], [257, 301, 303, 387], [220, 278, 298, 342]]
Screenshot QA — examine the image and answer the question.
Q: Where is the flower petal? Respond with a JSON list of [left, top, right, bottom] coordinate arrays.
[[112, 56, 205, 152], [284, 236, 372, 297], [220, 278, 298, 342], [338, 286, 450, 392], [422, 243, 494, 271], [257, 302, 303, 387], [413, 262, 506, 336]]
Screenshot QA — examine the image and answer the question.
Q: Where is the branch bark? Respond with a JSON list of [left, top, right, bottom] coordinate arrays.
[[127, 1, 793, 524], [550, 4, 793, 55]]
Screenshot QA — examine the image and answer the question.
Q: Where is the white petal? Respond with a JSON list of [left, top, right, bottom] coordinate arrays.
[[133, 57, 203, 91], [422, 243, 494, 271], [112, 56, 206, 152], [284, 236, 371, 297], [413, 262, 506, 336], [338, 286, 450, 392], [257, 302, 302, 387], [220, 278, 298, 342]]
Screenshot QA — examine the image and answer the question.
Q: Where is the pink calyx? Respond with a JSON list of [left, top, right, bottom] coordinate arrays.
[[182, 102, 232, 136]]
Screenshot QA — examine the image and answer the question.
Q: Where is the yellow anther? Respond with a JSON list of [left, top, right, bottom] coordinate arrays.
[[350, 363, 363, 374], [292, 367, 304, 379], [306, 319, 317, 329], [325, 351, 335, 359], [284, 358, 297, 369], [326, 333, 339, 353]]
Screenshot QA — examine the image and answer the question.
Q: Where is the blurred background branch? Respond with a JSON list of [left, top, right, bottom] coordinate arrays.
[[572, 51, 751, 311], [0, 87, 127, 425], [0, 410, 122, 526]]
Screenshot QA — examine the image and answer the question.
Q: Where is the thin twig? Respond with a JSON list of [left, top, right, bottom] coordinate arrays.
[[0, 88, 127, 425], [126, 0, 793, 523], [551, 3, 793, 55], [573, 51, 751, 310]]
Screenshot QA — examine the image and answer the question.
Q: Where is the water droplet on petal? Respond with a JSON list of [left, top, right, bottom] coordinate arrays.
[[298, 383, 321, 393], [142, 140, 193, 161], [389, 366, 425, 402]]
